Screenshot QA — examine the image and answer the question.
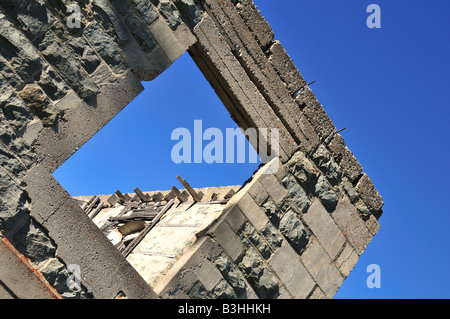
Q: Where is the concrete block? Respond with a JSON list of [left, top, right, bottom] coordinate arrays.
[[55, 90, 85, 111], [235, 0, 274, 50], [268, 41, 306, 93], [258, 173, 289, 206], [236, 192, 270, 231], [335, 243, 359, 278], [355, 173, 384, 217], [25, 166, 156, 299], [301, 238, 344, 298], [295, 87, 336, 140], [269, 242, 315, 299], [279, 210, 309, 255], [223, 204, 246, 231], [195, 259, 224, 291], [303, 199, 346, 260], [247, 179, 269, 206], [328, 134, 363, 182], [333, 199, 373, 256], [366, 214, 380, 236], [192, 10, 294, 160]]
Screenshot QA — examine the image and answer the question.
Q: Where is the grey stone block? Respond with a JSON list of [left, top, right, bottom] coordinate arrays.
[[333, 199, 373, 256], [242, 222, 272, 260], [37, 31, 98, 101], [91, 0, 131, 45], [286, 151, 319, 193], [0, 78, 35, 134], [279, 210, 309, 255], [157, 0, 182, 30], [238, 247, 279, 299], [261, 222, 283, 251], [214, 253, 249, 297], [281, 173, 310, 213], [84, 22, 128, 74], [0, 12, 43, 82], [268, 41, 306, 93], [315, 175, 338, 212], [12, 218, 56, 264], [312, 144, 342, 186], [172, 0, 203, 28], [261, 197, 283, 228], [130, 0, 159, 25], [335, 243, 359, 278], [247, 180, 269, 206]]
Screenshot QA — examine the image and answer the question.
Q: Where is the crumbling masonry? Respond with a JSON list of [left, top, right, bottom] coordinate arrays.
[[0, 0, 383, 299]]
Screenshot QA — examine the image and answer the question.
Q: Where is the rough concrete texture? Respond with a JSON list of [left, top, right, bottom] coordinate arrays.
[[0, 0, 383, 299]]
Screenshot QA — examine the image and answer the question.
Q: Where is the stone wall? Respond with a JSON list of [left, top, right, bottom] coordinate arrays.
[[0, 0, 383, 299], [157, 150, 381, 299], [0, 0, 200, 299]]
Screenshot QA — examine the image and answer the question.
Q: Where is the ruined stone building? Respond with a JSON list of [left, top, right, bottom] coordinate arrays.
[[0, 0, 383, 299]]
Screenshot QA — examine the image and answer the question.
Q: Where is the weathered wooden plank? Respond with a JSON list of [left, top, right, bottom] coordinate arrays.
[[152, 192, 164, 202], [85, 196, 100, 214], [88, 201, 104, 219]]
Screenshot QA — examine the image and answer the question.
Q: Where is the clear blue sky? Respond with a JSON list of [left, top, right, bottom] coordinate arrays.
[[54, 0, 450, 299]]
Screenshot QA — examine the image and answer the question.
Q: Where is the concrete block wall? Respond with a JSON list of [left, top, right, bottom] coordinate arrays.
[[156, 150, 381, 299]]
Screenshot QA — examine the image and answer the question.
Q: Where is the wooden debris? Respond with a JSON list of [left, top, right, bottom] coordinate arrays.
[[88, 201, 104, 219], [118, 221, 146, 237], [152, 192, 164, 202], [122, 199, 174, 258], [176, 175, 203, 202], [178, 190, 190, 202], [107, 194, 120, 206], [134, 187, 151, 202], [170, 186, 189, 202], [84, 196, 100, 215], [224, 189, 236, 200]]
